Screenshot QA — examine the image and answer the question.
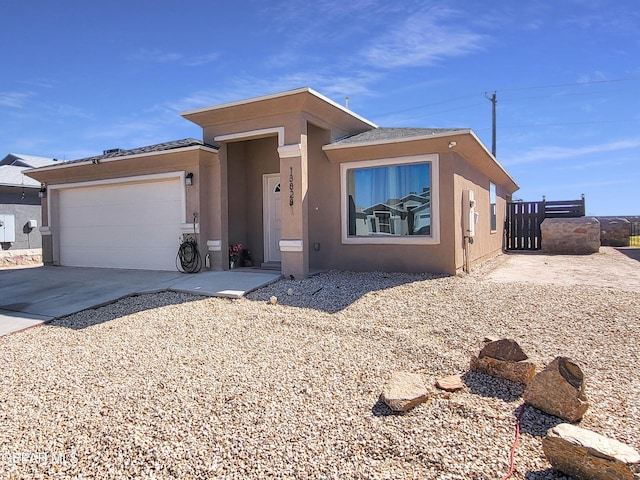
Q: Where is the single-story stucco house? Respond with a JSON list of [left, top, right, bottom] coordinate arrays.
[[26, 87, 519, 277], [1, 153, 59, 253]]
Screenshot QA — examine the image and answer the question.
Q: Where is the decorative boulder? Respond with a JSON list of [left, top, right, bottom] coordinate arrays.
[[598, 217, 631, 247], [543, 423, 640, 480], [470, 339, 537, 384], [524, 356, 588, 422], [381, 371, 429, 412], [541, 217, 600, 254]]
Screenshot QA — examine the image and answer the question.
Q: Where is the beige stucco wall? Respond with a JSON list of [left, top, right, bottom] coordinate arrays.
[[307, 126, 457, 275], [452, 153, 507, 272]]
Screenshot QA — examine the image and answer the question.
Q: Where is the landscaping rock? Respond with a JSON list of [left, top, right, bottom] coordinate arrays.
[[541, 217, 600, 254], [470, 355, 537, 384], [597, 217, 631, 247], [524, 356, 588, 422], [478, 338, 529, 362], [543, 423, 640, 480], [435, 374, 464, 392], [470, 338, 536, 384], [381, 371, 429, 412]]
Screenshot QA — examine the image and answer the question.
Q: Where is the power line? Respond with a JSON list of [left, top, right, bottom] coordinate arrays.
[[373, 77, 640, 119], [496, 77, 640, 93], [475, 118, 640, 131]]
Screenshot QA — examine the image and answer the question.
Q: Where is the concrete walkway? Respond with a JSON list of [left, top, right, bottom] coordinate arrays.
[[0, 266, 282, 336]]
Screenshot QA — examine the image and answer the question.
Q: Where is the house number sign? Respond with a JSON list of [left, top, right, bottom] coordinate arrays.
[[289, 167, 294, 206]]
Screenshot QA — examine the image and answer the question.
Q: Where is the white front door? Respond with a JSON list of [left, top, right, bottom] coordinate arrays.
[[263, 174, 281, 263]]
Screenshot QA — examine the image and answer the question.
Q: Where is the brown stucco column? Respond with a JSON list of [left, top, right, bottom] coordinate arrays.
[[37, 196, 53, 265], [204, 145, 227, 270], [278, 136, 309, 278]]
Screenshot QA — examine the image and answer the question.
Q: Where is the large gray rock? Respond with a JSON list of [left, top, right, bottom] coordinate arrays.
[[543, 423, 640, 480], [524, 356, 588, 422], [541, 217, 600, 254], [597, 217, 631, 247], [470, 339, 536, 384], [381, 371, 429, 412]]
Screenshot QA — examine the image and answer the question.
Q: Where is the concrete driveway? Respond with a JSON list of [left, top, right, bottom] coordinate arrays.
[[0, 266, 282, 336]]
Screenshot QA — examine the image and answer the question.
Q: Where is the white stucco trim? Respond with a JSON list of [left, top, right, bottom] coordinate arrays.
[[215, 127, 285, 146], [180, 223, 200, 234], [207, 240, 221, 251], [279, 239, 303, 252], [277, 143, 302, 158], [339, 154, 440, 245]]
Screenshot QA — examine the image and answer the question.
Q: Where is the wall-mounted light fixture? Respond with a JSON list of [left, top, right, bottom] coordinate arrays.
[[185, 172, 194, 186], [448, 141, 457, 149], [38, 183, 47, 198]]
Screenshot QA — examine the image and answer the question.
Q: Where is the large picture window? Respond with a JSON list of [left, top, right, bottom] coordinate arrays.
[[341, 154, 439, 244]]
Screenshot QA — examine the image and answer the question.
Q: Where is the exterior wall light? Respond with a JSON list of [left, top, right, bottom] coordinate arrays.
[[185, 172, 194, 186], [38, 183, 47, 198], [448, 141, 457, 149]]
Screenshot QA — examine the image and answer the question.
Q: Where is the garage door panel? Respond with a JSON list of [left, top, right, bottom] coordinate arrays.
[[57, 178, 183, 270]]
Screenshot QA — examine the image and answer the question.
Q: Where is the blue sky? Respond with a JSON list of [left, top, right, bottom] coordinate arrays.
[[1, 0, 638, 215]]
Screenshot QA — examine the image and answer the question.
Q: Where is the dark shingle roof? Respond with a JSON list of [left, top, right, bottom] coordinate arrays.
[[63, 138, 217, 165], [332, 127, 466, 146]]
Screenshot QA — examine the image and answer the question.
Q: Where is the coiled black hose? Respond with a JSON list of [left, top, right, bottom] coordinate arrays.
[[176, 237, 202, 273]]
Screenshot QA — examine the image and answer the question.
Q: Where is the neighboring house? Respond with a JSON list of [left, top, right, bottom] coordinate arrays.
[[0, 153, 58, 251], [25, 87, 519, 276]]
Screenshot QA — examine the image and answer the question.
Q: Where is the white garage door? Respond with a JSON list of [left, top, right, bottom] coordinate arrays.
[[58, 178, 183, 270]]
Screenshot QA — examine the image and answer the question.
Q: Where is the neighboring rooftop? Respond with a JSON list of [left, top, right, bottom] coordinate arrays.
[[332, 127, 467, 146], [0, 165, 42, 187], [1, 153, 59, 169], [59, 138, 217, 165], [0, 154, 59, 187]]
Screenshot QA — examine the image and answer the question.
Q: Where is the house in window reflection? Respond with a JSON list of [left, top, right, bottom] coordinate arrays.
[[352, 188, 431, 236]]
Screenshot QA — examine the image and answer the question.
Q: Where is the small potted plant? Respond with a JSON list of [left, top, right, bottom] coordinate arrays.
[[229, 243, 243, 269]]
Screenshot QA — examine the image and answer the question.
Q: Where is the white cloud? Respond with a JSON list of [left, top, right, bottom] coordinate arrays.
[[0, 91, 33, 108], [183, 53, 219, 67], [127, 49, 218, 67], [503, 138, 640, 165], [363, 8, 486, 68]]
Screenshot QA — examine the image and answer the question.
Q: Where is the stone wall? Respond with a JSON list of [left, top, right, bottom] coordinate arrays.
[[0, 248, 43, 268], [596, 217, 630, 247], [541, 217, 600, 254]]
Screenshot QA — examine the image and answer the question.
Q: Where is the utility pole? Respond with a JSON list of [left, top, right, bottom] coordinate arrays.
[[485, 91, 497, 157]]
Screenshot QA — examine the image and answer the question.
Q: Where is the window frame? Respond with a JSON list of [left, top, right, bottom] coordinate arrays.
[[489, 182, 497, 233], [340, 154, 440, 245]]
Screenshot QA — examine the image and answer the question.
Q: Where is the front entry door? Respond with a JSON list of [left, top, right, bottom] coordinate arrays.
[[263, 174, 282, 263]]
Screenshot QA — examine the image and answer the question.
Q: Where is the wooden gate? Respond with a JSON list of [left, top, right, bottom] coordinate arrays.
[[505, 196, 585, 251], [505, 201, 545, 250]]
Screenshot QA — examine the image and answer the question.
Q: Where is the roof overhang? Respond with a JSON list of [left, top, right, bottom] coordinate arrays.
[[181, 87, 377, 133], [23, 144, 218, 175]]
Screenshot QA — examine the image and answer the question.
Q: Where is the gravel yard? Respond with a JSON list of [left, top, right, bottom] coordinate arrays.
[[1, 257, 639, 479]]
